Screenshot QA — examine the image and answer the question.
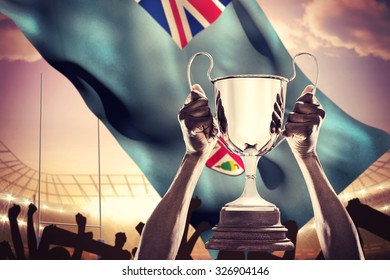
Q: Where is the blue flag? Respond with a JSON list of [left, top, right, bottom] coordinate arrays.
[[1, 0, 389, 242]]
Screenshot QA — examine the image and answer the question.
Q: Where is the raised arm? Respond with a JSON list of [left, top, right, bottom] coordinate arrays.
[[27, 203, 38, 259], [135, 85, 218, 260], [284, 85, 364, 260], [8, 204, 26, 260], [71, 213, 87, 260], [0, 240, 16, 260]]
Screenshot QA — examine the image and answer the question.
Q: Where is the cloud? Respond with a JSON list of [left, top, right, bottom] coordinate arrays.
[[303, 0, 390, 60], [271, 17, 331, 53], [0, 14, 41, 62], [257, 0, 336, 56], [259, 0, 390, 61]]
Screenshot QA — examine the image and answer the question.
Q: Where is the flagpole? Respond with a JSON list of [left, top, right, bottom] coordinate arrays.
[[37, 72, 43, 240], [97, 118, 102, 242]]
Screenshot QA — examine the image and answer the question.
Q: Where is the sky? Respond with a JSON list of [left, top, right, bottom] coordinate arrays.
[[0, 0, 389, 175]]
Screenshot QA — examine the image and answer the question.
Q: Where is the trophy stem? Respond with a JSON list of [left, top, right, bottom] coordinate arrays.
[[242, 155, 263, 200], [206, 154, 294, 252], [225, 155, 275, 210]]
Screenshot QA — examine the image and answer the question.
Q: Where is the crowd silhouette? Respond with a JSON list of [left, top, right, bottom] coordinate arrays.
[[0, 197, 211, 260], [1, 203, 131, 260], [0, 196, 389, 260]]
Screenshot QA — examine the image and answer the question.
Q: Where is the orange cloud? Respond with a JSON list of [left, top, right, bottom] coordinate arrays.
[[304, 0, 390, 60], [257, 0, 334, 55], [0, 14, 41, 62]]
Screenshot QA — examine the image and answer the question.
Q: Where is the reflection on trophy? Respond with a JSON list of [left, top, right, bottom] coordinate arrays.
[[187, 52, 318, 251]]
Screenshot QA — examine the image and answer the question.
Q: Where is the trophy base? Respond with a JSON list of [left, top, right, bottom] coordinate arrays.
[[205, 206, 294, 251]]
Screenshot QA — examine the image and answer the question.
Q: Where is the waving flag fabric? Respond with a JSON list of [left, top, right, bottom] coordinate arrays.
[[1, 0, 389, 248]]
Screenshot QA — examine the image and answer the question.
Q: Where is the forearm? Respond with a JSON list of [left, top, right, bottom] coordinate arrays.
[[294, 153, 364, 260], [71, 236, 84, 260], [27, 215, 37, 259], [72, 215, 86, 259], [72, 227, 86, 259], [9, 218, 26, 259], [136, 152, 208, 260]]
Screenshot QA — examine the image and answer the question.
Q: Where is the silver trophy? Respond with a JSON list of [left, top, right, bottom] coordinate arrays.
[[187, 52, 318, 251]]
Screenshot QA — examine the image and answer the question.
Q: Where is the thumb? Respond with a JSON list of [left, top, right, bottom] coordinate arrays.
[[300, 84, 315, 97], [191, 84, 207, 98]]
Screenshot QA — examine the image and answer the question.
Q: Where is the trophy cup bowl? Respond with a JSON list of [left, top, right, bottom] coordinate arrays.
[[215, 75, 287, 209], [187, 52, 318, 252]]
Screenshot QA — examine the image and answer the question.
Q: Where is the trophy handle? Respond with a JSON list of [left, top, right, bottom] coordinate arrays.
[[273, 52, 320, 149], [187, 52, 214, 91], [288, 52, 319, 94]]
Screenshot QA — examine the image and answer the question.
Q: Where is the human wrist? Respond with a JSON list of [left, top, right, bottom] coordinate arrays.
[[8, 215, 18, 221], [293, 151, 319, 166], [184, 150, 210, 163]]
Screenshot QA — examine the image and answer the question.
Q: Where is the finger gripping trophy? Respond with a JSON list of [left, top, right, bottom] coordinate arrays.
[[187, 52, 318, 251]]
